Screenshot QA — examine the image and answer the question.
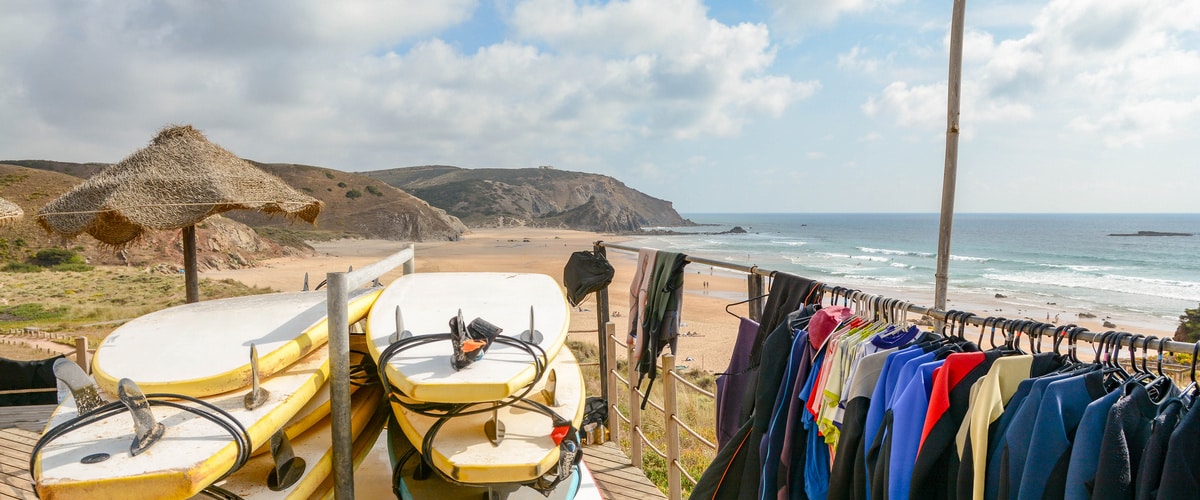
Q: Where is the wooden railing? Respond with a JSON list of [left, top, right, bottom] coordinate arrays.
[[602, 322, 717, 500]]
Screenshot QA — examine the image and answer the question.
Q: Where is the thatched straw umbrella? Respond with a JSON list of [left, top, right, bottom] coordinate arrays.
[[0, 196, 22, 226], [36, 125, 322, 303]]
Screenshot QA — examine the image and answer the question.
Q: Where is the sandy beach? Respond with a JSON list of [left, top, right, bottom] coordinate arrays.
[[204, 227, 1179, 375]]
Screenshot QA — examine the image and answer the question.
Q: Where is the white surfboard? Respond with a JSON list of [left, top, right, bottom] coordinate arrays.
[[213, 382, 388, 499], [388, 347, 586, 485], [366, 272, 570, 403], [34, 346, 333, 500], [92, 288, 381, 398]]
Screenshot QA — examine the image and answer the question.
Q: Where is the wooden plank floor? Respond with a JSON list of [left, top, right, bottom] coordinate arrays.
[[581, 442, 668, 500], [2, 406, 669, 500], [0, 428, 37, 499]]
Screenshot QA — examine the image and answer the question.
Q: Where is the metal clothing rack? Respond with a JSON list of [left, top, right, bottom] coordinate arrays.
[[592, 241, 1200, 370]]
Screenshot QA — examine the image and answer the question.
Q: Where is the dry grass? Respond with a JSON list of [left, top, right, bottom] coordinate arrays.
[[568, 340, 717, 497], [0, 265, 275, 332]]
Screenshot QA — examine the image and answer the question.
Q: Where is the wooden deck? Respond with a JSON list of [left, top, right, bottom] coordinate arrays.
[[2, 405, 668, 500], [1, 427, 37, 499], [581, 442, 668, 500]]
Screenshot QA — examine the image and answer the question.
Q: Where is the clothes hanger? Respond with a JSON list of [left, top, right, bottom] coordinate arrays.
[[725, 293, 769, 319]]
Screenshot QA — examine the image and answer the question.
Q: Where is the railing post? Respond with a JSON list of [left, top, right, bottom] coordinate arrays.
[[604, 322, 619, 445], [403, 243, 415, 275], [326, 272, 354, 500], [663, 354, 681, 500], [594, 241, 611, 401], [747, 270, 764, 322], [74, 336, 89, 373], [627, 340, 642, 467]]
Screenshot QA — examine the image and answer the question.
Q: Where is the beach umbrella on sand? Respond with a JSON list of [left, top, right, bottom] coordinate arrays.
[[36, 124, 322, 303], [0, 196, 22, 226]]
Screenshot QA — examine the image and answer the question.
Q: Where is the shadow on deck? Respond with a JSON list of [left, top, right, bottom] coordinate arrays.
[[581, 442, 668, 500]]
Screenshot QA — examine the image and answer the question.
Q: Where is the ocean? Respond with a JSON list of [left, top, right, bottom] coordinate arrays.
[[628, 213, 1200, 332]]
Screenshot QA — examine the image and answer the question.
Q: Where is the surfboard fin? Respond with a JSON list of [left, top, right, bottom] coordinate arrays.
[[52, 358, 105, 415], [244, 344, 270, 410], [390, 305, 411, 344], [266, 430, 306, 491], [117, 378, 164, 456], [519, 306, 543, 344], [541, 369, 558, 407], [484, 402, 505, 446]]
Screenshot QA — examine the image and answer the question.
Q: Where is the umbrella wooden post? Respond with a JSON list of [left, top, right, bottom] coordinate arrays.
[[183, 225, 200, 303]]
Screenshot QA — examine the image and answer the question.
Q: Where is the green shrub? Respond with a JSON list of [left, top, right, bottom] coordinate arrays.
[[51, 263, 93, 272], [0, 303, 67, 321], [1176, 303, 1200, 342], [337, 182, 347, 188], [32, 248, 83, 266], [3, 261, 43, 273], [345, 189, 362, 199], [325, 171, 335, 179], [365, 185, 383, 196]]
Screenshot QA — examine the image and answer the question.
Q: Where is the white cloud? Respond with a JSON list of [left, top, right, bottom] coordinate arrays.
[[807, 151, 826, 159], [0, 0, 814, 170], [837, 45, 881, 74], [862, 0, 1199, 147], [766, 0, 903, 28], [510, 0, 819, 138]]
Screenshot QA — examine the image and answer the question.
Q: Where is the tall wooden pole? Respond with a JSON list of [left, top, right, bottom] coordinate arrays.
[[934, 0, 968, 315], [183, 225, 199, 303]]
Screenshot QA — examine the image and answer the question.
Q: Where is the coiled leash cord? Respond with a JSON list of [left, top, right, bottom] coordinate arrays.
[[30, 393, 253, 485]]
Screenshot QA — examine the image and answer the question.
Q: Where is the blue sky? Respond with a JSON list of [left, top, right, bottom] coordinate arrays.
[[1, 0, 1197, 213]]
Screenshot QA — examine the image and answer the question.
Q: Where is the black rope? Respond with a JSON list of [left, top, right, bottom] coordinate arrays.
[[378, 329, 580, 493], [30, 393, 254, 487]]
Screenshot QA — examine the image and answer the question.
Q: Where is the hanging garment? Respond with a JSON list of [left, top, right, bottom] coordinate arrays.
[[1155, 395, 1200, 499], [750, 273, 818, 367], [561, 249, 614, 307], [955, 353, 1062, 500], [868, 349, 939, 500], [1063, 387, 1124, 500], [1133, 396, 1187, 500], [691, 306, 818, 500], [1092, 381, 1179, 500], [995, 370, 1081, 500], [828, 348, 896, 500], [0, 355, 64, 406], [634, 250, 688, 408], [909, 350, 1000, 500], [626, 248, 657, 353], [885, 358, 945, 500], [799, 348, 832, 500], [761, 330, 815, 500], [715, 317, 761, 449], [1015, 369, 1108, 500]]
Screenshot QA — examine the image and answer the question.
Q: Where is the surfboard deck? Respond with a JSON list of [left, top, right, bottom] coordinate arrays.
[[213, 382, 387, 499], [388, 347, 586, 485], [34, 345, 333, 500], [366, 272, 569, 403], [93, 287, 382, 398], [249, 340, 372, 458]]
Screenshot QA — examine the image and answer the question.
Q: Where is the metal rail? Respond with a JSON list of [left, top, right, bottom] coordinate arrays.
[[326, 244, 415, 500], [595, 241, 1200, 357]]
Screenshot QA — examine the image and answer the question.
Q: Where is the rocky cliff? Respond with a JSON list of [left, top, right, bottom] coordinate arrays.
[[365, 165, 691, 232]]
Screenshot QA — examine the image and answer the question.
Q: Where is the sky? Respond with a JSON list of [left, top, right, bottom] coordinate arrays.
[[1, 0, 1197, 213]]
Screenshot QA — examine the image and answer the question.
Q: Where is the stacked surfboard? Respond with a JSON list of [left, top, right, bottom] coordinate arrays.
[[365, 272, 589, 499], [31, 288, 388, 500]]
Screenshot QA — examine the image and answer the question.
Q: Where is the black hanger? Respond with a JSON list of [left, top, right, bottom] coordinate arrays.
[[725, 293, 769, 319], [1156, 337, 1170, 377]]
